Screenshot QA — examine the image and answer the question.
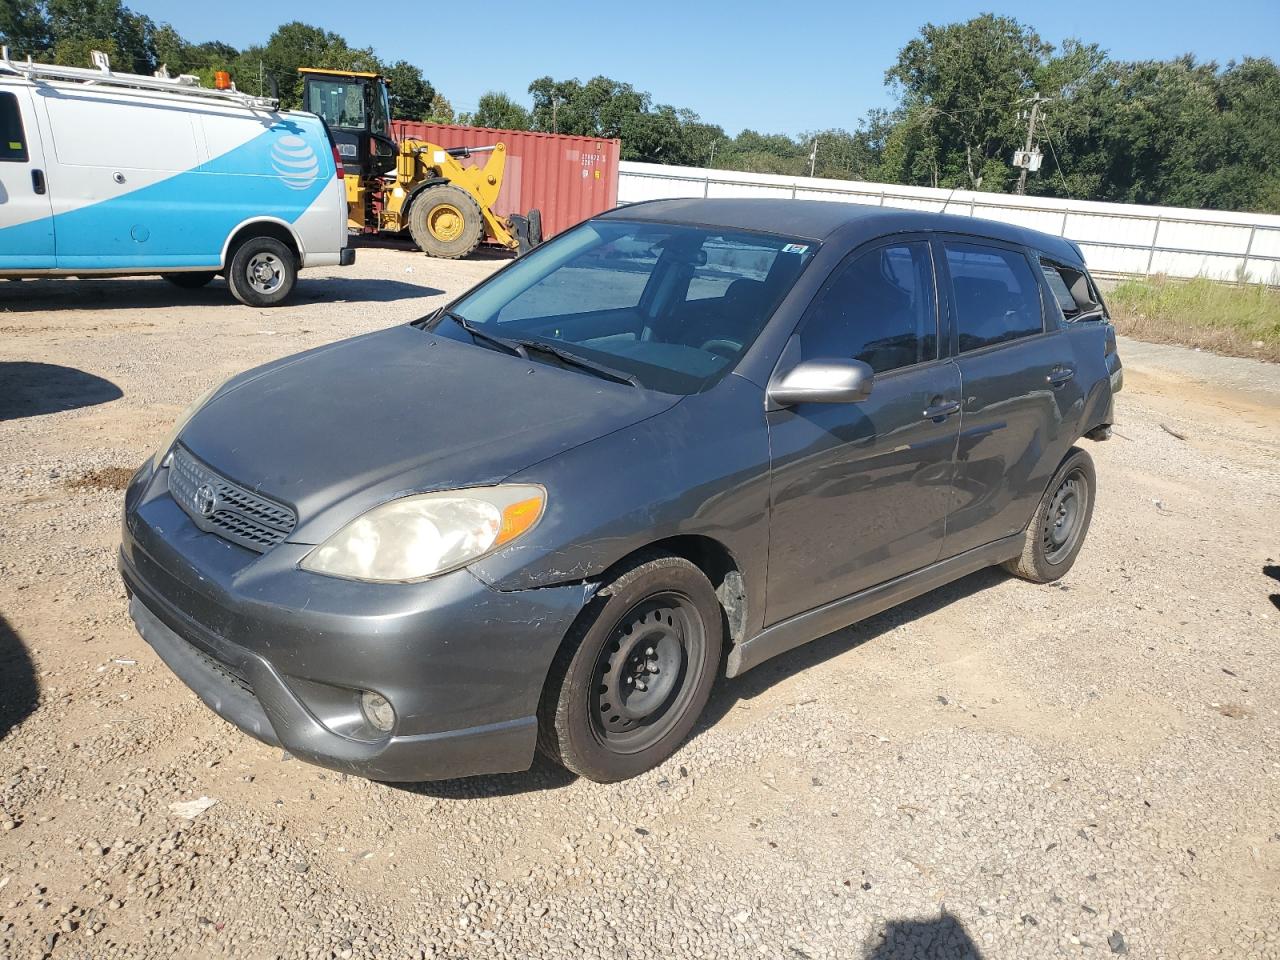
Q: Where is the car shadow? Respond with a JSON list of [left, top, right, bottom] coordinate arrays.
[[385, 752, 577, 799], [0, 361, 123, 421], [0, 275, 440, 310], [862, 911, 985, 959], [696, 566, 1009, 734], [0, 612, 38, 741]]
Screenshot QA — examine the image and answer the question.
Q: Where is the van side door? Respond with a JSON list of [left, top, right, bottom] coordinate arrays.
[[0, 88, 55, 269], [935, 237, 1087, 559], [764, 239, 962, 625]]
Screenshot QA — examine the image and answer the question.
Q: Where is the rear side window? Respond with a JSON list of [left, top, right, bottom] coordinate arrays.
[[944, 242, 1044, 351], [0, 93, 29, 162], [800, 241, 938, 374]]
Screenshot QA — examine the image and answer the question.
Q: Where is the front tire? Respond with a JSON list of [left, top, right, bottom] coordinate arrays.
[[227, 237, 296, 307], [408, 184, 485, 259], [1003, 447, 1096, 583], [538, 553, 723, 783]]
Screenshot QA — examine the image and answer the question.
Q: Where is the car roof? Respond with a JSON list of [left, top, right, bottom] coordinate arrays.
[[599, 197, 1083, 264]]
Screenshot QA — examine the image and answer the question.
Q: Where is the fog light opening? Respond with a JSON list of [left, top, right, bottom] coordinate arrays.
[[360, 691, 396, 734]]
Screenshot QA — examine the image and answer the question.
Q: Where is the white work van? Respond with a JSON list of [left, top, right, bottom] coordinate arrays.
[[0, 50, 352, 306]]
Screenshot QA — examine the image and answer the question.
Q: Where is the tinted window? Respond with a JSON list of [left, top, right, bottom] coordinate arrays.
[[945, 243, 1044, 351], [801, 242, 937, 373], [0, 93, 29, 163], [1041, 259, 1100, 321], [436, 220, 817, 394]]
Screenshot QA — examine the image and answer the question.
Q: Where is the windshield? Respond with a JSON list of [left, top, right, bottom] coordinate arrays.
[[426, 219, 818, 394], [305, 78, 367, 130]]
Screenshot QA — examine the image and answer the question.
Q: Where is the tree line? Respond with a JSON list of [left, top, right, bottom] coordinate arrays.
[[3, 3, 1278, 213]]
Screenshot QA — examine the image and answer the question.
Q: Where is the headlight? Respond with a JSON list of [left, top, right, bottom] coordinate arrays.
[[300, 485, 546, 583], [150, 378, 228, 470]]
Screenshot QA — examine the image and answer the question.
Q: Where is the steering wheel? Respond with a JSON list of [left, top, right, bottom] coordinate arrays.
[[700, 338, 741, 360]]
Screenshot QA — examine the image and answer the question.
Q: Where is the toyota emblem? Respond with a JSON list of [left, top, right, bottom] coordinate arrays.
[[194, 483, 218, 518]]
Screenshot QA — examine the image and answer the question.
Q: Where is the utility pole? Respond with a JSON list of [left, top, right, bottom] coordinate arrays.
[[708, 139, 717, 167], [1016, 94, 1044, 196], [809, 138, 818, 177]]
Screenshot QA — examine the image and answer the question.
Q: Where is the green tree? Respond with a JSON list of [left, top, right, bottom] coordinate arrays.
[[469, 91, 531, 130], [425, 92, 456, 124], [0, 0, 52, 57], [382, 59, 435, 122], [46, 0, 156, 72]]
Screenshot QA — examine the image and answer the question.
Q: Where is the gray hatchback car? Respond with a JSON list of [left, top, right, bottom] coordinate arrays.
[[120, 198, 1121, 783]]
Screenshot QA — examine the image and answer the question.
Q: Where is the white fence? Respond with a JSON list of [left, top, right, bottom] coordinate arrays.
[[618, 161, 1280, 285]]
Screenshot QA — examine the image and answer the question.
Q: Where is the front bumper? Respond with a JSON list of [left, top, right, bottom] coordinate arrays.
[[119, 463, 593, 781], [339, 247, 356, 267]]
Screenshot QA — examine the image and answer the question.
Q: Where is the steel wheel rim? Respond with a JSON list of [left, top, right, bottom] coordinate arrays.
[[428, 203, 464, 242], [246, 253, 283, 294], [591, 591, 705, 754], [1042, 468, 1087, 564]]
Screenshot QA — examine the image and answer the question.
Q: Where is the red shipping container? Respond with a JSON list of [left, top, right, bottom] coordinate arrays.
[[391, 121, 620, 240]]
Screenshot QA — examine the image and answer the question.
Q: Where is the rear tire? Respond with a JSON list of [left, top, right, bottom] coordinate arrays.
[[227, 237, 296, 307], [408, 184, 484, 259], [1003, 447, 1096, 583], [538, 552, 722, 783], [162, 272, 216, 289]]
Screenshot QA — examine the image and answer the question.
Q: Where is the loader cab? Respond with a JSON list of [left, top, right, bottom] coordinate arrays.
[[300, 68, 396, 179]]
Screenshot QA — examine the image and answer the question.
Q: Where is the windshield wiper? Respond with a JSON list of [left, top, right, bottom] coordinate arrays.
[[509, 338, 641, 388], [439, 310, 527, 358]]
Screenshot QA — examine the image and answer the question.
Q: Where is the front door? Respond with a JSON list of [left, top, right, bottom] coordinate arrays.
[[936, 238, 1087, 557], [0, 88, 55, 269], [765, 240, 962, 625]]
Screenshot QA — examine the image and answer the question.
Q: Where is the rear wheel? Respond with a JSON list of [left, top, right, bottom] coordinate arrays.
[[162, 271, 216, 289], [227, 237, 296, 307], [1003, 447, 1096, 583], [538, 553, 722, 782], [408, 184, 484, 259]]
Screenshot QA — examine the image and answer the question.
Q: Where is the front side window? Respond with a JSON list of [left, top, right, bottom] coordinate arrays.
[[945, 242, 1044, 352], [0, 93, 29, 162], [430, 219, 818, 394], [800, 241, 938, 374]]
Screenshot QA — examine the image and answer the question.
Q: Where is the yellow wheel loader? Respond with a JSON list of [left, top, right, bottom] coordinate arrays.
[[299, 68, 540, 259]]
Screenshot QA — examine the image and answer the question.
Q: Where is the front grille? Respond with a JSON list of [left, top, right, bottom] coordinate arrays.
[[168, 444, 296, 553]]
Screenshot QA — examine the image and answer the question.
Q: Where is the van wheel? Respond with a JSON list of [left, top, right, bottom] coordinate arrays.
[[408, 184, 484, 259], [227, 237, 296, 307], [538, 553, 722, 783], [163, 272, 216, 289], [1003, 447, 1096, 583]]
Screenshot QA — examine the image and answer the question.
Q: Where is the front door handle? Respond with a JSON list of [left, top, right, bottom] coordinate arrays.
[[31, 169, 46, 195], [922, 398, 961, 421], [1047, 365, 1076, 387]]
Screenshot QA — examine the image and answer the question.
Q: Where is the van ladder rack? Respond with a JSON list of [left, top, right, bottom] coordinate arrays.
[[0, 47, 279, 110]]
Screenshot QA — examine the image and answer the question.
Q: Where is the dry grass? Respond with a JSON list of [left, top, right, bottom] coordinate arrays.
[[1107, 276, 1280, 362]]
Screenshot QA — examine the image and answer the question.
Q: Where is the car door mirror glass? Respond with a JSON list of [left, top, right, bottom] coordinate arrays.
[[768, 358, 874, 407]]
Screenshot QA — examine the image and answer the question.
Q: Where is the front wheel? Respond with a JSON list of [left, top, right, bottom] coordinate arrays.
[[227, 237, 297, 307], [407, 184, 484, 259], [1003, 447, 1096, 583], [538, 553, 723, 783]]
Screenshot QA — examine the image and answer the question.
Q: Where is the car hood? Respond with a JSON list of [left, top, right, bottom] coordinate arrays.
[[178, 324, 678, 544]]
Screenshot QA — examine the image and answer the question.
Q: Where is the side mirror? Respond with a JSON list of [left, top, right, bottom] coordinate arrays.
[[767, 358, 874, 408]]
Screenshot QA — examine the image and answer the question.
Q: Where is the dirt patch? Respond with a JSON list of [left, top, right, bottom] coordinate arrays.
[[65, 466, 136, 491]]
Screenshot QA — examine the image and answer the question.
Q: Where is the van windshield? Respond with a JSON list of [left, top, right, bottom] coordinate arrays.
[[423, 219, 818, 394]]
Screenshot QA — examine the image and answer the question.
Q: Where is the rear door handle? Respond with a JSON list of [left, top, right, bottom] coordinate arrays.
[[1047, 365, 1075, 387], [922, 399, 961, 421], [31, 169, 46, 195]]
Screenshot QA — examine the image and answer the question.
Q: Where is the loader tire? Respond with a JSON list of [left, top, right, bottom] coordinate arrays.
[[408, 184, 485, 259]]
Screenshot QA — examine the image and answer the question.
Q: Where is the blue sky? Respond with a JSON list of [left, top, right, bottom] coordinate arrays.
[[137, 0, 1279, 135]]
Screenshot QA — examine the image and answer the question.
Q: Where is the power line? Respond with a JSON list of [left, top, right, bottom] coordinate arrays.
[[1041, 120, 1073, 198]]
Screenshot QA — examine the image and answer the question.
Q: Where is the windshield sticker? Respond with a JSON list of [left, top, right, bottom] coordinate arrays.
[[782, 243, 809, 255]]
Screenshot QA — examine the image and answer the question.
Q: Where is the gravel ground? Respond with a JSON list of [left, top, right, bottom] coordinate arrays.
[[1, 247, 1278, 960]]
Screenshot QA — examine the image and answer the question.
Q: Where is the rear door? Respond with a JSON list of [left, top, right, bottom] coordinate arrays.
[[0, 87, 55, 269], [936, 237, 1086, 558]]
